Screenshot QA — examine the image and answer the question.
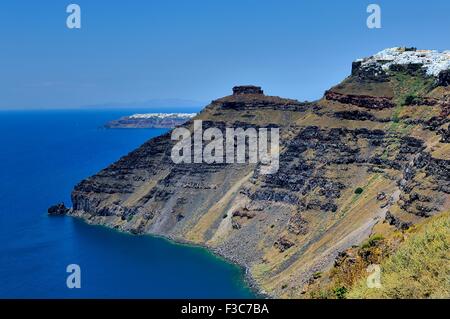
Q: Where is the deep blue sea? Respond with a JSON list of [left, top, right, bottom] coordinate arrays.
[[0, 109, 254, 298]]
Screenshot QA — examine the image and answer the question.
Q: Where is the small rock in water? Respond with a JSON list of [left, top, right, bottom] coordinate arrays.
[[48, 203, 68, 216]]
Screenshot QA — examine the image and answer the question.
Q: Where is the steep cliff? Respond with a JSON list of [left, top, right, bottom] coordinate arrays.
[[65, 48, 450, 298]]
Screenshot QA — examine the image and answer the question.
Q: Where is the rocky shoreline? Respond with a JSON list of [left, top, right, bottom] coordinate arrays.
[[65, 208, 269, 298]]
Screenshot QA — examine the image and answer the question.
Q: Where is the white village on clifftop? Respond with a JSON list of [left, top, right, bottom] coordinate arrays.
[[357, 47, 450, 76]]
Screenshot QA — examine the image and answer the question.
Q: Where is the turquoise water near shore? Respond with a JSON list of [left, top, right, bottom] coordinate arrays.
[[0, 109, 254, 298]]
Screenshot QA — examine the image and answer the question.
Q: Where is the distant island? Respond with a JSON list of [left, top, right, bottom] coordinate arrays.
[[105, 113, 196, 128]]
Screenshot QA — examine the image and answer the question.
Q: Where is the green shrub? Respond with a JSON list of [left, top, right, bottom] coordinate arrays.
[[313, 272, 322, 279], [354, 187, 364, 195], [361, 234, 384, 249], [333, 286, 348, 299], [392, 115, 400, 123], [404, 94, 419, 106]]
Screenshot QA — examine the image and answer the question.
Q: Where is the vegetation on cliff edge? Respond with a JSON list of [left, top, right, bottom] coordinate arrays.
[[348, 211, 450, 299]]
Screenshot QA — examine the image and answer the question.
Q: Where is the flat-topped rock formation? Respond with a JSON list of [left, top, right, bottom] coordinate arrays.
[[232, 85, 264, 95], [212, 86, 312, 112]]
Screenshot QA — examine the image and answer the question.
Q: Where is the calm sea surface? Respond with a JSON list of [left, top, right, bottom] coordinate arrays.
[[0, 109, 254, 298]]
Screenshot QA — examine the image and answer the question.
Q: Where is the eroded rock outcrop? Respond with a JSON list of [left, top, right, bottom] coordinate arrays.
[[233, 85, 264, 95], [325, 91, 395, 109], [48, 203, 69, 216]]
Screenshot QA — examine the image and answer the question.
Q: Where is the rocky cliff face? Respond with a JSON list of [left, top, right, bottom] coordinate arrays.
[[65, 48, 450, 298]]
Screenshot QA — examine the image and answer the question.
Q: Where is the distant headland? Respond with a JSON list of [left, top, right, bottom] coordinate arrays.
[[105, 113, 196, 129]]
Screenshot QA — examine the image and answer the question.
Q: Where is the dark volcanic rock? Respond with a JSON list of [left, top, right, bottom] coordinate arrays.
[[351, 61, 390, 82], [232, 209, 256, 219], [287, 213, 308, 235], [385, 211, 412, 230], [377, 192, 387, 201], [212, 94, 311, 112], [334, 110, 377, 121], [48, 203, 69, 216], [325, 91, 395, 109], [233, 85, 264, 95], [438, 70, 450, 86], [439, 127, 450, 143], [274, 237, 295, 252], [389, 63, 426, 76]]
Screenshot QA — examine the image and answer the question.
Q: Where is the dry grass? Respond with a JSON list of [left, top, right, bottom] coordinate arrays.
[[348, 212, 450, 299]]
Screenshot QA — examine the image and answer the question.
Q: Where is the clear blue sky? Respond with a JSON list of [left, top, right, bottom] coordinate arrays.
[[1, 0, 449, 109]]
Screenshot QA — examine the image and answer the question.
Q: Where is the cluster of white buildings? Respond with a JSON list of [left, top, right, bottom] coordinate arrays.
[[357, 47, 450, 76]]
